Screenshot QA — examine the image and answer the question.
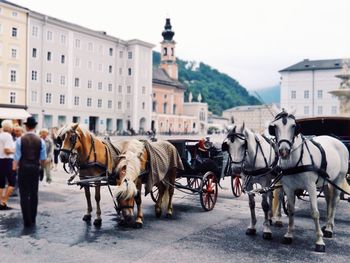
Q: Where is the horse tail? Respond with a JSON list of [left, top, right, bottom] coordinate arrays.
[[340, 177, 350, 194]]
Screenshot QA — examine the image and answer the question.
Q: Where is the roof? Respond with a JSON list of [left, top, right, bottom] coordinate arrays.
[[223, 104, 269, 112], [152, 67, 184, 89], [280, 59, 345, 72]]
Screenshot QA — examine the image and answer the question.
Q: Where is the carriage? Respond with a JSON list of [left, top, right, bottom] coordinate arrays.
[[151, 138, 225, 211]]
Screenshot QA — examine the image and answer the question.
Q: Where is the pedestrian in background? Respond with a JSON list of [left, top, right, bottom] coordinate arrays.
[[51, 127, 60, 171], [10, 124, 24, 197], [39, 128, 53, 183], [13, 117, 46, 228], [0, 120, 15, 210]]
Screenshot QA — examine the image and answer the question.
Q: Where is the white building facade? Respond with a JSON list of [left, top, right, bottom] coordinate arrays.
[[27, 11, 154, 133], [280, 59, 342, 118]]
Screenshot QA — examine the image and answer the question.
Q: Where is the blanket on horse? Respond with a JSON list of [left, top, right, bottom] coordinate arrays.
[[144, 140, 184, 195]]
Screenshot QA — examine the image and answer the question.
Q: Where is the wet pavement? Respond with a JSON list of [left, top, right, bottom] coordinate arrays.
[[1, 142, 350, 262]]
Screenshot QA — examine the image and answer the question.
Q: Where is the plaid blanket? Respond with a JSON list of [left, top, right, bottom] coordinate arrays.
[[144, 140, 184, 195]]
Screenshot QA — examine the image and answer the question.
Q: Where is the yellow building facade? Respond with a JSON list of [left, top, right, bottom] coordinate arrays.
[[0, 1, 29, 119]]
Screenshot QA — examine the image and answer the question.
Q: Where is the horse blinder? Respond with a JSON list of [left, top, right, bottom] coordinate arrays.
[[268, 125, 276, 137], [221, 141, 229, 152]]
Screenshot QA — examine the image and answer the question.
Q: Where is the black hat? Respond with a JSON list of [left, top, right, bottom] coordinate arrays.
[[24, 116, 38, 127]]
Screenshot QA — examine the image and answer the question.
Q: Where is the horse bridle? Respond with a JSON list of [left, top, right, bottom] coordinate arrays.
[[270, 112, 298, 149], [223, 132, 248, 164]]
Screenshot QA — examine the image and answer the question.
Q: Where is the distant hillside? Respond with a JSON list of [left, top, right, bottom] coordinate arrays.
[[253, 85, 280, 104], [153, 52, 260, 115]]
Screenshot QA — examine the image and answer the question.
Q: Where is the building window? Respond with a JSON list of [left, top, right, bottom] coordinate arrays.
[[10, 92, 16, 103], [87, 98, 92, 107], [108, 83, 112, 92], [32, 26, 38, 37], [152, 101, 156, 112], [173, 104, 177, 114], [74, 78, 79, 87], [12, 11, 17, 17], [59, 94, 65, 105], [304, 106, 309, 115], [74, 96, 79, 106], [31, 70, 37, 81], [109, 65, 113, 73], [98, 82, 102, 90], [118, 101, 122, 110], [128, 68, 132, 76], [11, 27, 17, 37], [88, 42, 93, 51], [75, 39, 80, 48], [304, 90, 309, 99], [317, 90, 323, 99], [10, 70, 16, 82], [142, 86, 146, 94], [291, 90, 296, 99], [331, 106, 337, 114], [45, 93, 52, 104], [47, 31, 52, 41], [163, 103, 167, 114], [317, 106, 323, 115], [11, 48, 17, 58], [32, 48, 37, 58], [171, 48, 174, 56], [47, 51, 52, 61], [109, 48, 113, 56], [118, 85, 122, 93], [31, 91, 37, 103], [97, 99, 102, 108], [128, 51, 132, 59], [127, 85, 131, 93], [119, 51, 123, 58], [61, 55, 65, 64], [163, 47, 167, 56], [87, 80, 92, 89], [75, 58, 80, 67], [46, 73, 52, 83], [142, 102, 145, 110], [61, 34, 66, 44], [108, 100, 112, 109], [60, 75, 65, 85]]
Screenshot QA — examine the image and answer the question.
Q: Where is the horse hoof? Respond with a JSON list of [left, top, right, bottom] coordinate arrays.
[[165, 213, 172, 219], [82, 214, 91, 221], [282, 237, 293, 244], [323, 230, 333, 238], [155, 209, 161, 218], [263, 232, 272, 240], [134, 222, 143, 229], [93, 218, 102, 227], [245, 228, 256, 236], [274, 221, 283, 228], [315, 244, 325, 253]]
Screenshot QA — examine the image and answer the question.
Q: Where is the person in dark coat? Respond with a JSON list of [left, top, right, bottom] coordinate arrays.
[[13, 117, 46, 228]]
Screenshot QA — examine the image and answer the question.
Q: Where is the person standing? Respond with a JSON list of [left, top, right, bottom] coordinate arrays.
[[0, 120, 15, 210], [13, 117, 46, 227], [39, 128, 53, 183], [10, 124, 24, 197], [51, 127, 60, 171]]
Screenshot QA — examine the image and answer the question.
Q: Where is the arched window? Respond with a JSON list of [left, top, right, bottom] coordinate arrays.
[[171, 48, 174, 56], [163, 103, 167, 114], [152, 101, 157, 112], [163, 47, 168, 56]]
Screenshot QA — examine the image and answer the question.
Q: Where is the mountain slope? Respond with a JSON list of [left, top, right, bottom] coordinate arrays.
[[153, 51, 260, 115], [253, 85, 280, 104]]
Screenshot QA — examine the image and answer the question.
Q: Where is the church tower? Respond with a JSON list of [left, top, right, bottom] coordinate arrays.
[[160, 18, 178, 80]]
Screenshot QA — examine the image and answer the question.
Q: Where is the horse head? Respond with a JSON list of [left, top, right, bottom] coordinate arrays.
[[58, 123, 84, 164], [268, 110, 300, 159]]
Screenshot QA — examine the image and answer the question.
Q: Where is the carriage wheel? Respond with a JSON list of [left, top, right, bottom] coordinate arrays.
[[200, 172, 218, 211], [187, 177, 201, 190], [150, 185, 159, 203], [231, 174, 242, 197]]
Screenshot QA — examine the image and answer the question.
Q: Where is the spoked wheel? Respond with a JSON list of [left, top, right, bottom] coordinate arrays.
[[200, 171, 218, 211], [150, 185, 159, 203], [231, 174, 242, 197], [187, 177, 200, 190]]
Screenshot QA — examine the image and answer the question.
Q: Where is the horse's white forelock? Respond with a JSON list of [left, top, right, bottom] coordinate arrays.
[[115, 139, 144, 199]]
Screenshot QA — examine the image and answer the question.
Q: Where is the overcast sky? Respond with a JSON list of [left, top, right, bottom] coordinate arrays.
[[11, 0, 350, 90]]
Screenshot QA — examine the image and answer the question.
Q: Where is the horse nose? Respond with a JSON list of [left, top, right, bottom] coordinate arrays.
[[60, 152, 68, 163], [124, 214, 135, 227], [278, 146, 290, 159]]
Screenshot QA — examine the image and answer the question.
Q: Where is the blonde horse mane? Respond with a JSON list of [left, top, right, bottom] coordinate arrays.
[[115, 139, 145, 199]]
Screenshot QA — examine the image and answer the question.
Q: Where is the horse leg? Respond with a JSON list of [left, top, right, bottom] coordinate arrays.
[[262, 193, 272, 240], [165, 168, 176, 218], [272, 187, 283, 227], [135, 180, 143, 228], [83, 186, 92, 222], [308, 187, 325, 252], [155, 183, 166, 218], [282, 188, 295, 245], [93, 186, 102, 227], [323, 184, 340, 238], [246, 192, 257, 235]]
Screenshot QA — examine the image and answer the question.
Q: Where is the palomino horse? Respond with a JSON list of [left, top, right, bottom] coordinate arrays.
[[222, 123, 280, 240], [113, 139, 183, 228], [58, 123, 115, 226], [268, 110, 350, 252]]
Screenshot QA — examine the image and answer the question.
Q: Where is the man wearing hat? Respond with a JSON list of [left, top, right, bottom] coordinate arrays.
[[13, 117, 46, 228]]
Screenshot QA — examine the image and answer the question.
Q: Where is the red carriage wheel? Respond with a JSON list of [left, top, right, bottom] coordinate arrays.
[[150, 185, 159, 203], [187, 178, 200, 189], [231, 174, 242, 197], [200, 171, 218, 211]]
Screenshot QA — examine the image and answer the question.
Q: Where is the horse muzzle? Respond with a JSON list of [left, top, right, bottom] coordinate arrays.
[[278, 146, 290, 159], [59, 151, 69, 163]]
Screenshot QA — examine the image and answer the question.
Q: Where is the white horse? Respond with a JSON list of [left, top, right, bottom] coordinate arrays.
[[223, 123, 280, 240], [268, 110, 350, 252]]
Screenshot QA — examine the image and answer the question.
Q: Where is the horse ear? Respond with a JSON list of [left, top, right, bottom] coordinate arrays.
[[72, 123, 79, 131], [242, 122, 245, 130], [268, 124, 275, 137]]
